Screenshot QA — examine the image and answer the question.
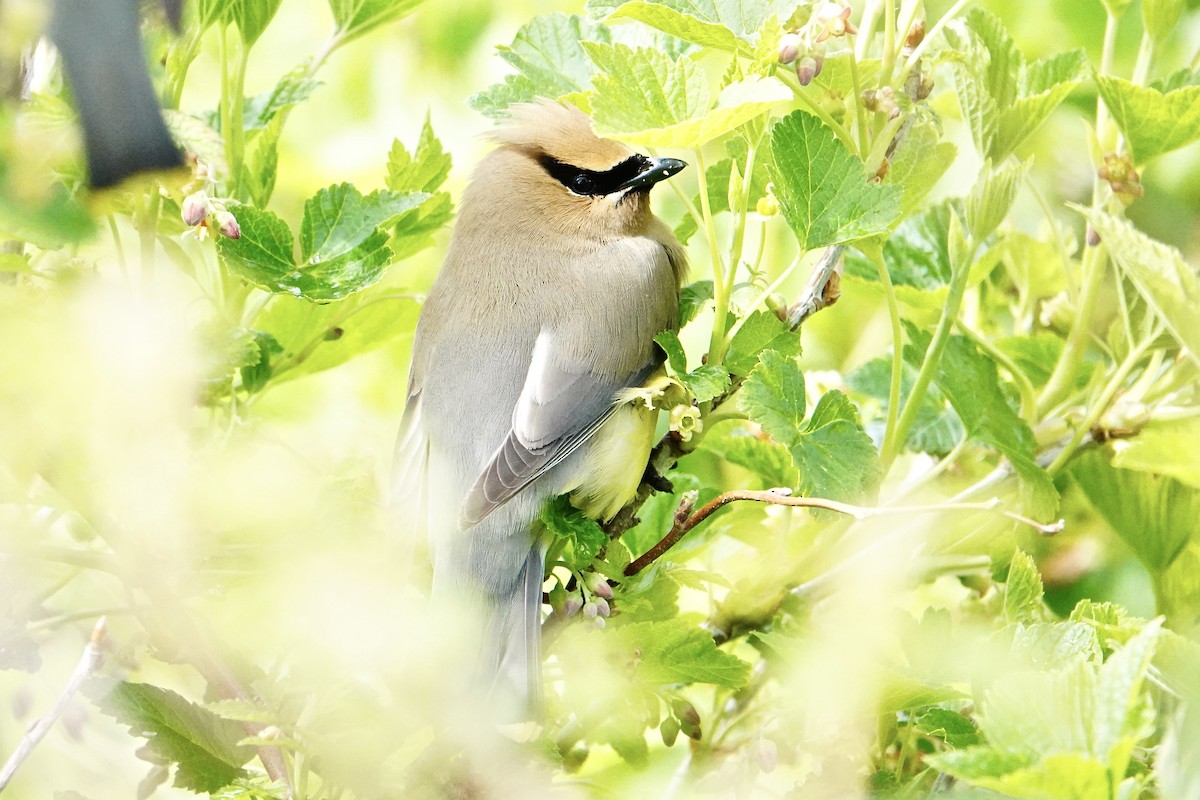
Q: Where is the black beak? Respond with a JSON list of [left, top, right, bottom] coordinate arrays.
[[617, 157, 688, 192]]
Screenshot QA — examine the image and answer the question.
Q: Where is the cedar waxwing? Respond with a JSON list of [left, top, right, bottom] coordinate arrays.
[[394, 100, 687, 716]]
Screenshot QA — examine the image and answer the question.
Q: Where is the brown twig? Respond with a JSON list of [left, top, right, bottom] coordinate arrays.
[[0, 617, 107, 792], [624, 488, 1063, 576]]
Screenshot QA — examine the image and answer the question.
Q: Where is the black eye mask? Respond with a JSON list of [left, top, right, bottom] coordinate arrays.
[[538, 154, 653, 197]]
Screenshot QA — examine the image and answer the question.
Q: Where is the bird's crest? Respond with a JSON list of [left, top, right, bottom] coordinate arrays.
[[492, 99, 632, 171]]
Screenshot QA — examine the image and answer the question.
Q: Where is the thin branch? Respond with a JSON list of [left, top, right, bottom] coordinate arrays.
[[787, 246, 845, 329], [0, 618, 107, 792], [625, 488, 1063, 576]]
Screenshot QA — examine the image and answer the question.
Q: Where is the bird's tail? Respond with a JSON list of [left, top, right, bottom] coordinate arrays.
[[484, 544, 545, 721]]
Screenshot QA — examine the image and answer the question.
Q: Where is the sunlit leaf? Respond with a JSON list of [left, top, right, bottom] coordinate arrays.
[[94, 682, 254, 793], [768, 110, 901, 250]]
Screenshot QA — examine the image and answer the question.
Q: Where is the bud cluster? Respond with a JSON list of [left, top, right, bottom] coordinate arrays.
[[550, 571, 614, 629], [178, 158, 241, 240], [1098, 152, 1143, 204], [775, 2, 861, 87]]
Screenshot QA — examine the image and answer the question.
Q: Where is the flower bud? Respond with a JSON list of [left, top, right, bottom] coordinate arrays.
[[216, 210, 241, 239], [756, 192, 780, 217], [564, 595, 583, 617], [660, 716, 680, 747], [796, 55, 819, 86], [593, 615, 606, 629], [181, 191, 209, 226], [590, 575, 614, 600], [777, 33, 802, 64], [593, 597, 611, 618], [582, 601, 598, 619], [1086, 226, 1101, 247]]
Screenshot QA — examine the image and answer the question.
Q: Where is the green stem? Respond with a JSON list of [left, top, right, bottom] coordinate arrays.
[[725, 253, 802, 342], [870, 248, 905, 468], [725, 142, 757, 307], [1131, 32, 1154, 89], [879, 0, 898, 87], [697, 149, 731, 366], [228, 39, 250, 199], [139, 193, 161, 293], [1095, 12, 1120, 143], [107, 215, 128, 281], [1037, 241, 1109, 416], [856, 0, 881, 60], [846, 47, 872, 157], [774, 66, 858, 154], [890, 241, 978, 463], [899, 0, 971, 82]]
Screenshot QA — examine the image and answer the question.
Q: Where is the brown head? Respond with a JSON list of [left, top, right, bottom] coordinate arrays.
[[464, 99, 687, 240]]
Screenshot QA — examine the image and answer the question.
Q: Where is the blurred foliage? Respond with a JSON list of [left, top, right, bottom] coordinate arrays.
[[1, 0, 1200, 797]]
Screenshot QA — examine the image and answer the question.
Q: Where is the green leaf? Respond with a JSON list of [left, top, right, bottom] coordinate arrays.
[[1151, 67, 1200, 93], [541, 495, 607, 571], [1086, 210, 1200, 370], [679, 280, 714, 325], [1069, 449, 1199, 575], [239, 330, 282, 394], [223, 0, 283, 44], [884, 119, 957, 215], [219, 187, 425, 301], [725, 310, 801, 377], [845, 357, 964, 456], [915, 708, 980, 748], [700, 428, 798, 489], [216, 204, 296, 288], [469, 74, 540, 119], [502, 14, 609, 95], [684, 364, 731, 403], [469, 15, 610, 117], [844, 203, 953, 292], [739, 349, 806, 446], [329, 0, 424, 44], [947, 11, 1084, 160], [242, 68, 320, 131], [587, 44, 786, 147], [905, 325, 1056, 518], [1093, 619, 1161, 767], [261, 291, 420, 383], [1095, 76, 1200, 163], [94, 682, 254, 793], [1142, 0, 1185, 42], [612, 619, 750, 687], [595, 0, 792, 50], [790, 390, 881, 503], [930, 747, 1032, 780], [654, 330, 688, 375], [162, 110, 229, 179], [768, 110, 901, 250], [300, 184, 423, 264], [968, 753, 1111, 800], [1004, 549, 1045, 624], [386, 115, 454, 258], [1111, 417, 1200, 490], [966, 159, 1028, 241]]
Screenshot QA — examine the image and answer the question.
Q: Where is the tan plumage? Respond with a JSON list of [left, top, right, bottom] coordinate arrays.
[[394, 99, 687, 716]]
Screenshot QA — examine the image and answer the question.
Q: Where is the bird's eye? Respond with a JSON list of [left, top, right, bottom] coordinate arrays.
[[571, 173, 594, 194]]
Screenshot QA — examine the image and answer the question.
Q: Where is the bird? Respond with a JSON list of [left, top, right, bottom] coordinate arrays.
[[393, 99, 687, 718]]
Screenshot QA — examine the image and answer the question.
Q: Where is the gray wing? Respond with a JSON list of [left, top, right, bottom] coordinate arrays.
[[459, 330, 658, 528]]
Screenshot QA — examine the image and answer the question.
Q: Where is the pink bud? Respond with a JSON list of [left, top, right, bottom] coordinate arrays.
[[564, 596, 583, 617], [582, 601, 598, 619], [797, 56, 818, 86], [756, 739, 778, 772], [216, 210, 241, 239], [592, 577, 613, 600], [777, 33, 801, 64], [594, 597, 610, 618], [181, 191, 209, 226]]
